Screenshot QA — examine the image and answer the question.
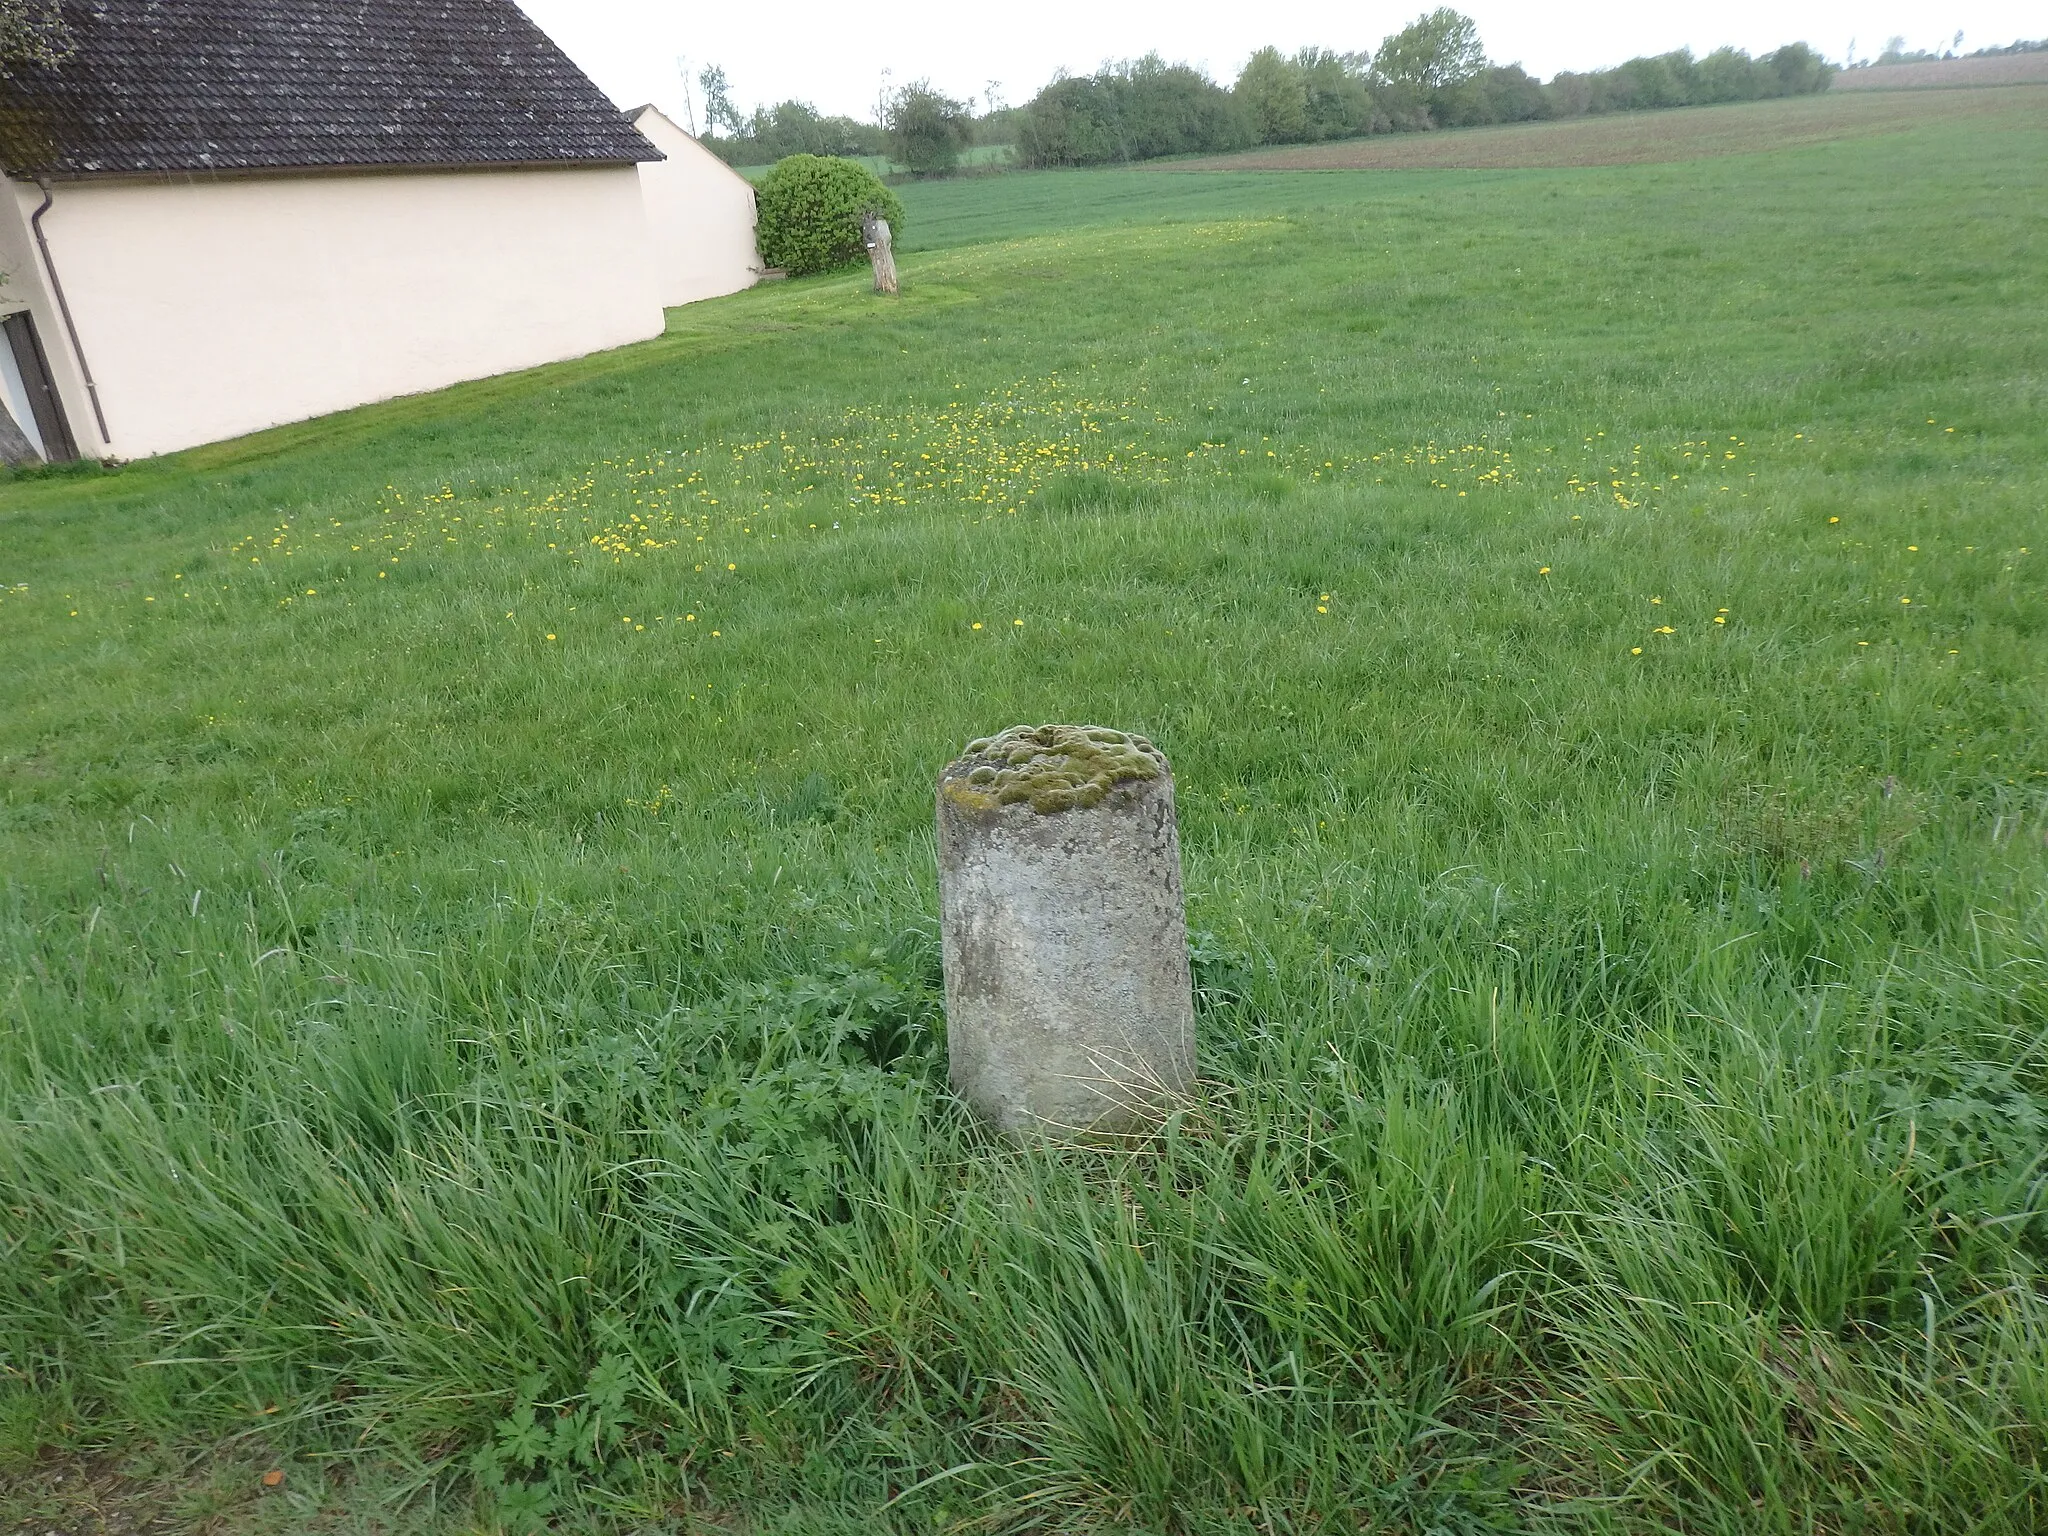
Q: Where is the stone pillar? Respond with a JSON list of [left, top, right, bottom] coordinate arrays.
[[937, 725, 1196, 1138]]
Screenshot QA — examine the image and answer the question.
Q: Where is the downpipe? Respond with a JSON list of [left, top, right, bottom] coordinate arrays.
[[29, 177, 111, 445]]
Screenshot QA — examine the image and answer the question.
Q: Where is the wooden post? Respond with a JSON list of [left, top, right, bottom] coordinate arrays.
[[862, 212, 899, 297]]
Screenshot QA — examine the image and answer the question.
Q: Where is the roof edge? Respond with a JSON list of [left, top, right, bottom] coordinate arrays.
[[4, 157, 655, 186], [628, 105, 756, 192]]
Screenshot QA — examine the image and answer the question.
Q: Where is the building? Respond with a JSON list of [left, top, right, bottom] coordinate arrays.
[[0, 1, 735, 463], [631, 105, 763, 309]]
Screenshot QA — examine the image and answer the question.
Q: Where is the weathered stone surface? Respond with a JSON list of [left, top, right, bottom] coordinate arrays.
[[938, 725, 1196, 1138]]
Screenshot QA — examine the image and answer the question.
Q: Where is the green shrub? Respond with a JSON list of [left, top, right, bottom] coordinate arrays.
[[754, 155, 906, 278]]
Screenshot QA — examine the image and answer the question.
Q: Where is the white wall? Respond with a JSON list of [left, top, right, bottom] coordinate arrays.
[[0, 189, 101, 457], [631, 107, 761, 308], [0, 165, 664, 461]]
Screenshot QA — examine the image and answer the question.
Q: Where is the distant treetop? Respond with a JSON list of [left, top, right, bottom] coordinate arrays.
[[1374, 8, 1487, 91]]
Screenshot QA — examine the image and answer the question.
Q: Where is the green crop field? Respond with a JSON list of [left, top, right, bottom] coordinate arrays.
[[3, 90, 2045, 1534]]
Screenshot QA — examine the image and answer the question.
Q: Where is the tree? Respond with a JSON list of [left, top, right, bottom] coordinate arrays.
[[1762, 42, 1833, 96], [1016, 59, 1245, 169], [1016, 73, 1123, 167], [1435, 63, 1548, 126], [1235, 47, 1308, 145], [1114, 55, 1248, 160], [1296, 48, 1379, 140], [1375, 8, 1486, 91], [886, 81, 972, 175], [696, 101, 885, 167], [0, 0, 72, 67], [1695, 46, 1766, 103], [697, 63, 742, 137]]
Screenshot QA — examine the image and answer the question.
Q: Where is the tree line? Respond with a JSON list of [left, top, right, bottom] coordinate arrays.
[[695, 10, 1844, 173], [1854, 33, 2045, 67], [693, 65, 1015, 173], [1017, 11, 1838, 168]]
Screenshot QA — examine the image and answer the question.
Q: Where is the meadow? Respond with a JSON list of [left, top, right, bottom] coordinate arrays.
[[2, 90, 2046, 1534]]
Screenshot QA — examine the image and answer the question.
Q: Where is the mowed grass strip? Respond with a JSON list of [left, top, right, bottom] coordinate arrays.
[[2, 95, 2046, 1534], [1162, 81, 2048, 170]]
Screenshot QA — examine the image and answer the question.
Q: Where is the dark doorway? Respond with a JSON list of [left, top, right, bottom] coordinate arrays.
[[2, 311, 78, 463]]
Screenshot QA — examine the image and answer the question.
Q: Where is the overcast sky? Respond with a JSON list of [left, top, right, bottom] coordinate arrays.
[[518, 0, 2044, 127]]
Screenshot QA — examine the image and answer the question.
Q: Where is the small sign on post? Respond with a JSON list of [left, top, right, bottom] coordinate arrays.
[[937, 725, 1197, 1140], [862, 212, 899, 296]]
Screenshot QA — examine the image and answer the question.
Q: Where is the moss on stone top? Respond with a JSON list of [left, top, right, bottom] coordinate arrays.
[[941, 724, 1166, 816]]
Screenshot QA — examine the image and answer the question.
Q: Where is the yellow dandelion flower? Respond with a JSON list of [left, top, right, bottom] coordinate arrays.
[[1538, 567, 1551, 575], [1631, 647, 1643, 655]]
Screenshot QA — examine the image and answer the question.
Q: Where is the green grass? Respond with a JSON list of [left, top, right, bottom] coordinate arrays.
[[3, 95, 2046, 1534]]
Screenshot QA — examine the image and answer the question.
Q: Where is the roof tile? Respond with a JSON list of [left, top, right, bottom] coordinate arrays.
[[0, 0, 659, 177]]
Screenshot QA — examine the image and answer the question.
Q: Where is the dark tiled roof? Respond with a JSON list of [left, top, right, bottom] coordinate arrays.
[[0, 0, 659, 178]]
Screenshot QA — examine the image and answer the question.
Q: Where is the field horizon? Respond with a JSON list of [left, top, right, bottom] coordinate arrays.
[[3, 87, 2045, 1535], [1160, 82, 2046, 171]]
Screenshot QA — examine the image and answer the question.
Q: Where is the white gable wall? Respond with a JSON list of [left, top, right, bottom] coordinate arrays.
[[0, 164, 664, 461], [631, 108, 761, 308]]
